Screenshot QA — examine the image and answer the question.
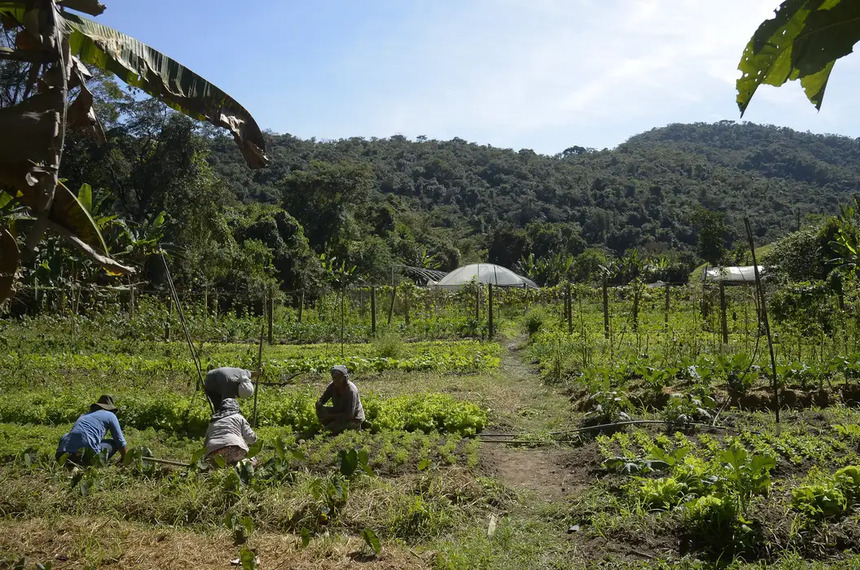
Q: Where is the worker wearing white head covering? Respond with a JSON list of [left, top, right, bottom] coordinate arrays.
[[204, 367, 260, 409]]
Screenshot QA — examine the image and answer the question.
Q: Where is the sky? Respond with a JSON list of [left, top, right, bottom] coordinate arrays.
[[95, 0, 860, 156]]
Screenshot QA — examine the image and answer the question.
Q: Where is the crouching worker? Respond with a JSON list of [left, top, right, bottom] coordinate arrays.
[[204, 398, 257, 465], [204, 366, 261, 410], [315, 365, 365, 435], [56, 395, 127, 465]]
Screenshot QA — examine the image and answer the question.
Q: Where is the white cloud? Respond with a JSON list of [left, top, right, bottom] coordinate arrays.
[[245, 0, 860, 152]]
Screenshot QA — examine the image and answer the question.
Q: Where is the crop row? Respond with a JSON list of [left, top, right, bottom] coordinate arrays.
[[0, 389, 488, 437], [0, 421, 479, 476], [0, 340, 501, 379]]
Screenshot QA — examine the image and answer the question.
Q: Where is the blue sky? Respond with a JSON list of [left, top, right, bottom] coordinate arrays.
[[96, 0, 860, 155]]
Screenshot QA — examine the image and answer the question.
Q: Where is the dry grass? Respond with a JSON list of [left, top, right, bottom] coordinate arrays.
[[0, 516, 430, 569]]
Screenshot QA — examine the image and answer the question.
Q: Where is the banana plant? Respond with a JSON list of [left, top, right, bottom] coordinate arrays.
[[0, 0, 268, 303]]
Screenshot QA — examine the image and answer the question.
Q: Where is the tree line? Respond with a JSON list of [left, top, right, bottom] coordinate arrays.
[[9, 76, 860, 308]]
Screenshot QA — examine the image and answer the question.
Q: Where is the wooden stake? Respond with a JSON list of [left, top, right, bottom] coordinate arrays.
[[664, 283, 670, 329], [253, 322, 264, 428], [371, 286, 377, 337], [298, 290, 304, 323], [387, 285, 396, 325], [267, 286, 274, 345], [566, 282, 573, 335], [719, 281, 728, 346], [488, 283, 495, 339], [744, 217, 779, 424], [602, 276, 610, 340], [165, 295, 172, 341]]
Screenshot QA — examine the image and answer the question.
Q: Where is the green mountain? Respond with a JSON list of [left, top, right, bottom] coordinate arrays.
[[206, 121, 860, 267]]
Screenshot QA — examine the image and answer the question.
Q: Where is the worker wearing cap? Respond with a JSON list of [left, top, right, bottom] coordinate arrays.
[[204, 367, 261, 410], [56, 395, 128, 464], [315, 365, 365, 434]]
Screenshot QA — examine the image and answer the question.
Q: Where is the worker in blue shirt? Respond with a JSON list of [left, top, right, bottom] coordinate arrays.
[[56, 395, 128, 464]]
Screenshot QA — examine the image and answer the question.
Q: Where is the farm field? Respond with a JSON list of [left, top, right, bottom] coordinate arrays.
[[5, 284, 860, 569]]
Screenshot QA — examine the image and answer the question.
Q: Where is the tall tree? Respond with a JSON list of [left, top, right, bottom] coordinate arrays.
[[692, 208, 730, 266]]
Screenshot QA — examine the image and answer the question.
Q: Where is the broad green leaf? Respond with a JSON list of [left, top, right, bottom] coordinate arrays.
[[239, 546, 258, 570], [361, 527, 381, 555], [737, 0, 859, 113], [247, 439, 263, 459], [339, 449, 358, 477], [793, 0, 860, 77], [737, 0, 816, 114], [77, 183, 92, 213], [300, 527, 311, 548], [720, 445, 748, 470], [290, 449, 308, 462]]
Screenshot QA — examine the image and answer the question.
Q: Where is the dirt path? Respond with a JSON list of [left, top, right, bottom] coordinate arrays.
[[479, 336, 599, 501]]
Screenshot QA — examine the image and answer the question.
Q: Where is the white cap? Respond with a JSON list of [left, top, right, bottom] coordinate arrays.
[[238, 380, 254, 399]]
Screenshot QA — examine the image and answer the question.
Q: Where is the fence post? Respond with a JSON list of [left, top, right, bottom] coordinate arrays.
[[664, 283, 670, 329], [488, 283, 494, 339], [298, 290, 304, 323], [602, 277, 610, 340], [371, 286, 377, 337], [719, 281, 728, 345], [387, 285, 396, 325], [268, 285, 274, 344], [404, 286, 410, 326], [165, 295, 172, 341], [566, 282, 573, 334], [632, 284, 641, 333]]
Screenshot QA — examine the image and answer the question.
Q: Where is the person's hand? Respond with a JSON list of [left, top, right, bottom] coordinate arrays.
[[251, 368, 262, 380]]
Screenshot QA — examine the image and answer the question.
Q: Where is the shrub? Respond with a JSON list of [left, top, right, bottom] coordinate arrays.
[[372, 331, 404, 359]]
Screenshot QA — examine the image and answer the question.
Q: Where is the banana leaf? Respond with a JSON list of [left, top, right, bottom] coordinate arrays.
[[59, 10, 268, 169], [0, 2, 268, 168]]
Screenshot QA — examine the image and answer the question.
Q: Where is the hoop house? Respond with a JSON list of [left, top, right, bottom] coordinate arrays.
[[430, 263, 537, 290]]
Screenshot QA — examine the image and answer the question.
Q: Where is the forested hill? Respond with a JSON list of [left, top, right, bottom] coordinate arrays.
[[206, 121, 860, 268]]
